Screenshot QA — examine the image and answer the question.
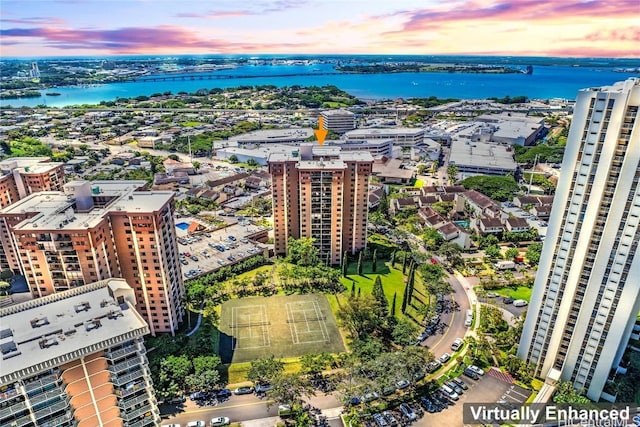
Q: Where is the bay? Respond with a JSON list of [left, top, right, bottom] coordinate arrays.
[[2, 59, 639, 108]]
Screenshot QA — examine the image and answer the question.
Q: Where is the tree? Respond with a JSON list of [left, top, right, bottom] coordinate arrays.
[[402, 252, 408, 274], [228, 154, 238, 163], [422, 227, 444, 251], [192, 355, 221, 374], [247, 355, 285, 385], [337, 295, 385, 340], [391, 292, 397, 317], [377, 189, 389, 218], [436, 241, 463, 267], [246, 158, 258, 167], [447, 164, 459, 184], [267, 373, 314, 406], [300, 353, 334, 378], [342, 252, 348, 277], [484, 245, 503, 262], [390, 251, 396, 267], [371, 276, 388, 316], [392, 318, 419, 346], [505, 247, 520, 260], [286, 237, 320, 267], [553, 381, 590, 404], [459, 175, 520, 202], [0, 281, 10, 296], [372, 249, 378, 273], [351, 282, 356, 297], [159, 355, 192, 391], [401, 282, 409, 314], [526, 243, 543, 266], [357, 251, 363, 275], [185, 369, 220, 393], [192, 160, 201, 172]]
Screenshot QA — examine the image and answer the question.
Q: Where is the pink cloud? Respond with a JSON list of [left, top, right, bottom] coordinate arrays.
[[0, 24, 309, 54]]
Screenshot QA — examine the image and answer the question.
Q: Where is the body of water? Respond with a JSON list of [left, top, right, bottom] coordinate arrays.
[[2, 59, 639, 108]]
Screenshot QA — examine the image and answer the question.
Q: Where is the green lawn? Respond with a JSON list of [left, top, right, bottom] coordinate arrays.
[[340, 260, 406, 314], [493, 286, 532, 301], [181, 121, 205, 127]]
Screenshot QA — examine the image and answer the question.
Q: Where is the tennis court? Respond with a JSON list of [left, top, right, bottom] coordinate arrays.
[[219, 294, 345, 363]]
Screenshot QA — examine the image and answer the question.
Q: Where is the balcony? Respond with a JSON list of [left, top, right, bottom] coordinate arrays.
[[110, 356, 146, 374], [119, 392, 152, 410], [111, 369, 147, 387], [29, 389, 66, 407], [24, 372, 61, 393], [106, 344, 142, 360], [121, 404, 154, 421], [0, 401, 28, 421], [39, 411, 77, 427], [33, 400, 69, 421]]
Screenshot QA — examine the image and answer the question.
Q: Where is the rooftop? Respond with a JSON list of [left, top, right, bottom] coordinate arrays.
[[231, 128, 313, 143], [449, 139, 517, 172], [0, 157, 61, 175], [345, 127, 424, 136], [1, 180, 173, 231], [0, 278, 148, 383]]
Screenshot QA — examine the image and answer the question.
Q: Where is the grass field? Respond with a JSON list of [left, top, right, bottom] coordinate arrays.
[[493, 286, 532, 301], [218, 294, 345, 364]]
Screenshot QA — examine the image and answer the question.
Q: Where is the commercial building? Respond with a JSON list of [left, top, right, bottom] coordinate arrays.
[[0, 180, 184, 335], [448, 139, 518, 176], [229, 128, 314, 145], [518, 79, 640, 401], [475, 112, 546, 146], [344, 127, 425, 147], [0, 278, 159, 427], [268, 144, 373, 264], [321, 110, 356, 134]]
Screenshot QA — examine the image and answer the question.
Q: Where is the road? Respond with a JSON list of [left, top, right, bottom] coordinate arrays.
[[422, 273, 471, 358], [160, 392, 342, 426]]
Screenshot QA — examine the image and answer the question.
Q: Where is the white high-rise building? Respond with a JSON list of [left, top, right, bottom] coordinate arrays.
[[518, 78, 640, 401]]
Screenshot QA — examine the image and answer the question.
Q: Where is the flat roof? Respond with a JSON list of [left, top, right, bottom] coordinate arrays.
[[0, 278, 148, 383], [297, 159, 346, 170], [2, 180, 172, 231], [232, 128, 313, 142], [345, 128, 424, 136], [449, 139, 517, 171], [0, 157, 61, 175]]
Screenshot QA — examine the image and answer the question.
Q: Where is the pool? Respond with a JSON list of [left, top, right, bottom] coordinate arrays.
[[454, 220, 470, 228], [176, 222, 191, 230]]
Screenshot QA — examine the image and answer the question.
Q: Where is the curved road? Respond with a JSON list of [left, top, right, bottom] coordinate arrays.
[[421, 273, 471, 358]]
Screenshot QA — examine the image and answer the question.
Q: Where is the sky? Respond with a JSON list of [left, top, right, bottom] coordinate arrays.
[[1, 0, 639, 58]]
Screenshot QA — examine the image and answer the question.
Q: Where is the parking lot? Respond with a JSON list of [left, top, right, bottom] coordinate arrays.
[[414, 371, 532, 427], [175, 217, 269, 279]]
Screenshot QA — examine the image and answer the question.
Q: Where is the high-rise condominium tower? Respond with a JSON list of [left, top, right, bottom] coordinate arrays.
[[269, 144, 372, 264], [0, 180, 184, 335], [0, 278, 159, 427], [518, 78, 640, 400]]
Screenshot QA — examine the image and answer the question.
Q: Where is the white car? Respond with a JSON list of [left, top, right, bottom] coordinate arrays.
[[451, 338, 464, 351], [468, 365, 485, 376], [210, 417, 230, 426], [513, 299, 528, 307], [162, 424, 181, 427], [186, 422, 206, 427]]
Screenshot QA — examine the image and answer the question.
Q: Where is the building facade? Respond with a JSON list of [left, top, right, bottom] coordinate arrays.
[[269, 145, 372, 265], [0, 180, 184, 335], [518, 79, 640, 400], [321, 109, 356, 134], [0, 158, 65, 271], [0, 278, 159, 427]]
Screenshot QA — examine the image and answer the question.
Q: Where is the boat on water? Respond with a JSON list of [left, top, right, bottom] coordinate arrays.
[[45, 92, 61, 96]]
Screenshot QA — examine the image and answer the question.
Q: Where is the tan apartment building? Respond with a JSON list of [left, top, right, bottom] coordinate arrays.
[[0, 180, 184, 335], [0, 278, 159, 427], [0, 158, 65, 271], [269, 144, 372, 265]]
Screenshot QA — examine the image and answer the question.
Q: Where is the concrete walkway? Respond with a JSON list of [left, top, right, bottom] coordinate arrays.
[[185, 304, 204, 337]]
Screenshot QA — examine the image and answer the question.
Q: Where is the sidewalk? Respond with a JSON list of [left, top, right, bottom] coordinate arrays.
[[454, 271, 480, 339], [241, 416, 279, 426]]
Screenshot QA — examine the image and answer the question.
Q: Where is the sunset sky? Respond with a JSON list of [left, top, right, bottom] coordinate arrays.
[[1, 0, 638, 58]]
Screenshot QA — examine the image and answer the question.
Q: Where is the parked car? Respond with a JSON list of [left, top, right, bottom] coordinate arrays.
[[383, 411, 399, 426], [186, 422, 206, 427], [486, 292, 499, 298], [372, 413, 388, 427], [255, 383, 272, 393], [210, 417, 230, 426], [190, 255, 199, 262], [513, 299, 528, 307], [445, 380, 463, 395], [216, 389, 232, 399], [450, 338, 463, 351], [419, 396, 437, 413], [440, 384, 459, 401], [228, 235, 236, 241], [361, 392, 379, 403], [427, 361, 441, 373], [468, 365, 485, 376], [395, 379, 410, 390], [503, 297, 515, 304], [189, 391, 207, 401], [167, 395, 186, 404], [438, 353, 451, 364], [399, 402, 418, 421], [463, 367, 480, 380], [233, 386, 254, 395], [451, 377, 468, 390], [162, 424, 181, 427]]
